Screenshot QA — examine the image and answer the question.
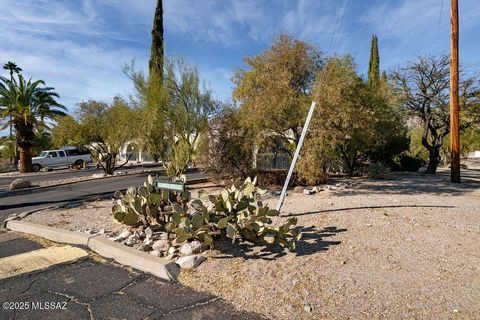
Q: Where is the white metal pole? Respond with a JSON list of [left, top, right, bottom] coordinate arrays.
[[275, 100, 317, 211]]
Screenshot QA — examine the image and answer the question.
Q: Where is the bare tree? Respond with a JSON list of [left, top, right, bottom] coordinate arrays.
[[393, 55, 479, 174]]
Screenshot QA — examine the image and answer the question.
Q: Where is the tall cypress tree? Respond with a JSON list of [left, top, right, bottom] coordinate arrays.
[[149, 0, 164, 84], [368, 34, 380, 87]]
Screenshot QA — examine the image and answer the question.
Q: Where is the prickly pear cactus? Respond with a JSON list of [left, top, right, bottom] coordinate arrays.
[[111, 175, 188, 227]]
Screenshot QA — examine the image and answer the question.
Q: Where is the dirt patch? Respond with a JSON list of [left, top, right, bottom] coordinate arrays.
[[23, 169, 480, 319]]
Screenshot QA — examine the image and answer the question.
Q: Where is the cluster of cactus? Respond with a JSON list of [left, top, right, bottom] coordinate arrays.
[[168, 177, 301, 251], [112, 175, 189, 227]]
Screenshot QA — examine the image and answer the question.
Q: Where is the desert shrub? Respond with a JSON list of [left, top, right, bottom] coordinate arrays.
[[398, 154, 423, 172], [255, 169, 299, 186], [297, 137, 330, 185], [165, 140, 191, 177], [199, 106, 255, 177], [362, 162, 390, 178]]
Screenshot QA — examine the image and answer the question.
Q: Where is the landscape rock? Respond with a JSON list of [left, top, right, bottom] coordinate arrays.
[[125, 235, 140, 246], [8, 178, 32, 190], [93, 173, 107, 178], [176, 255, 206, 269], [312, 186, 320, 193], [144, 237, 153, 245], [135, 243, 151, 251], [180, 241, 204, 256], [145, 227, 153, 238], [149, 249, 162, 257], [303, 189, 315, 195], [293, 186, 304, 193], [153, 231, 168, 240], [152, 239, 170, 252], [115, 230, 132, 241]]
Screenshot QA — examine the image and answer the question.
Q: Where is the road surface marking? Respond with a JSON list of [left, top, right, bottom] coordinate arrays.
[[0, 246, 88, 279]]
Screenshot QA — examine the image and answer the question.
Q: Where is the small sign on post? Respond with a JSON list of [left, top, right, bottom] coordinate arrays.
[[155, 180, 185, 192], [154, 179, 190, 203]]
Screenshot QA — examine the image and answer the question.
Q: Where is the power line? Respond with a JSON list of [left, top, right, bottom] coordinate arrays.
[[436, 0, 445, 44]]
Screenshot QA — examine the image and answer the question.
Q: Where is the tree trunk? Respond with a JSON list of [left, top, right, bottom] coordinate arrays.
[[18, 146, 32, 173], [426, 147, 441, 174], [15, 121, 35, 173]]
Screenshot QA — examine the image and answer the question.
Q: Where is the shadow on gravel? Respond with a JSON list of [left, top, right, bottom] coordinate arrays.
[[213, 226, 345, 260], [281, 204, 456, 218], [330, 169, 480, 197]]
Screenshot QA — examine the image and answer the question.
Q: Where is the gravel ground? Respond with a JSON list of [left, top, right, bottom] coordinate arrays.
[[22, 169, 480, 319]]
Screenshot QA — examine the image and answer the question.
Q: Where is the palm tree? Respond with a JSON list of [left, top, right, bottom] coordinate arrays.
[[0, 73, 66, 172], [3, 61, 22, 81], [3, 61, 23, 162]]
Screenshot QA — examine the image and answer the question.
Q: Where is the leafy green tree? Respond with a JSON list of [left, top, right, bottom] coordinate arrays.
[[57, 98, 137, 174], [233, 33, 322, 157], [50, 115, 82, 148], [0, 73, 65, 172], [309, 56, 376, 176], [368, 35, 380, 87], [393, 55, 479, 173]]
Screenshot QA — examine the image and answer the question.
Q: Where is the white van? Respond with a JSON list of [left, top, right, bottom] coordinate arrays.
[[31, 148, 92, 172]]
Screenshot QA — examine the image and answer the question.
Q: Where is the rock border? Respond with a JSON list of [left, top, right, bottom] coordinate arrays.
[[5, 220, 180, 281]]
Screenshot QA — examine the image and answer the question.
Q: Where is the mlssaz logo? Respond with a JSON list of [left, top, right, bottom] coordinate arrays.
[[32, 302, 67, 310]]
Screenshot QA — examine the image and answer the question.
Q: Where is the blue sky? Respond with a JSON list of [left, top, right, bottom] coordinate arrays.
[[0, 0, 479, 116]]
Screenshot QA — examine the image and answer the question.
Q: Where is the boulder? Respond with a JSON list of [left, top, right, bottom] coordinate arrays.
[[176, 255, 206, 269], [293, 186, 304, 193], [8, 179, 32, 190]]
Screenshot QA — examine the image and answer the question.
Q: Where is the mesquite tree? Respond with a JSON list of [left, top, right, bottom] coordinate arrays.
[[393, 55, 479, 173]]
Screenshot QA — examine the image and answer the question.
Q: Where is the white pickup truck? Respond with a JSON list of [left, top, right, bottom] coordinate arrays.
[[31, 148, 92, 172]]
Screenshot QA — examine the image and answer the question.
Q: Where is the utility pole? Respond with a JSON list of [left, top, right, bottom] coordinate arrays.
[[450, 0, 460, 183]]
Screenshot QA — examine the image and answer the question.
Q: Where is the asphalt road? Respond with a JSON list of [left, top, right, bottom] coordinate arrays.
[[0, 163, 164, 187], [0, 231, 262, 320], [0, 172, 207, 221]]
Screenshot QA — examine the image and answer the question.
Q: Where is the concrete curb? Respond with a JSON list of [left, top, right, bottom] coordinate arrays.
[[5, 220, 180, 281], [6, 220, 94, 245], [87, 236, 179, 281]]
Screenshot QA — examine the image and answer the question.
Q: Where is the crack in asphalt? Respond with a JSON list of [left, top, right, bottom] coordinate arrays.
[[158, 296, 221, 317], [49, 290, 94, 320]]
